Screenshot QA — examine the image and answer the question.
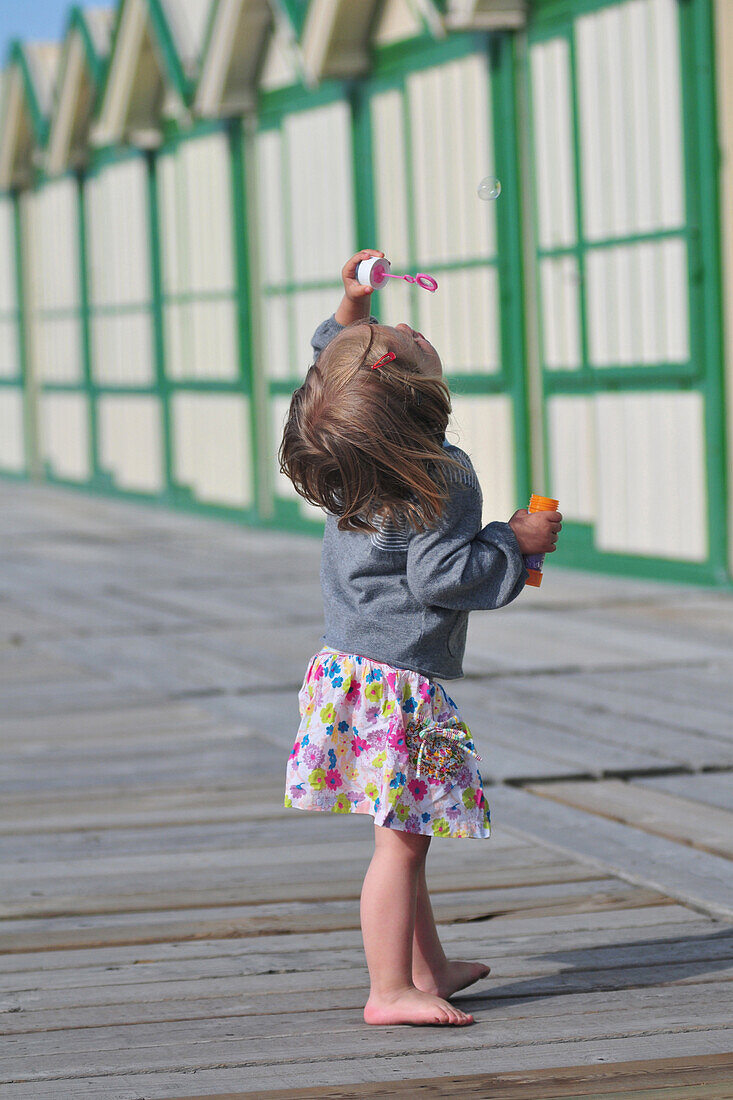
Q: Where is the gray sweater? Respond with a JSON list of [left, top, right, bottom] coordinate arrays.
[[312, 315, 528, 681]]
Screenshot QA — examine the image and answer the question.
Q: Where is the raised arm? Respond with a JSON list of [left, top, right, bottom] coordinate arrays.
[[311, 249, 384, 361]]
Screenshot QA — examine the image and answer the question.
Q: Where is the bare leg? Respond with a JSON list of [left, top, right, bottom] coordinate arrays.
[[361, 825, 474, 1026], [412, 861, 492, 998]]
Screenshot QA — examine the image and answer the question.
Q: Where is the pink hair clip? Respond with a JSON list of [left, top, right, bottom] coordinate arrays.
[[371, 351, 396, 371]]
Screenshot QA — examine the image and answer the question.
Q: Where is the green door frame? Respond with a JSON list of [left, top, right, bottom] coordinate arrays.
[[526, 0, 729, 585]]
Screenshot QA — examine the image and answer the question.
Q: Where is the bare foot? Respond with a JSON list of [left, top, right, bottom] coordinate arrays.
[[364, 986, 475, 1026], [414, 959, 491, 999]]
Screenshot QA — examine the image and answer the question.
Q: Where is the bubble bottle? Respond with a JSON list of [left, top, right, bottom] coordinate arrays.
[[356, 257, 438, 292], [524, 494, 560, 588]]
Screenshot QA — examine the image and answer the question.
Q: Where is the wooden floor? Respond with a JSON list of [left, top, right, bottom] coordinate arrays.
[[1, 481, 732, 1098]]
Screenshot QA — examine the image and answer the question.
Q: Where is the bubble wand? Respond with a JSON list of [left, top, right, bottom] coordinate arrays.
[[356, 257, 438, 293]]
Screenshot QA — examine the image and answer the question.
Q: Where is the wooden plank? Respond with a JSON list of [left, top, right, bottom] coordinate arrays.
[[161, 1052, 733, 1097], [526, 779, 733, 860], [164, 1052, 733, 1098], [3, 987, 733, 1083], [0, 880, 669, 951], [0, 903, 705, 975], [4, 954, 732, 1031], [3, 1031, 733, 1099], [636, 773, 733, 813], [0, 862, 606, 916], [482, 683, 733, 770], [490, 786, 733, 920]]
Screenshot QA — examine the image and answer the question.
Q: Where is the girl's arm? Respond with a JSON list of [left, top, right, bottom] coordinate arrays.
[[406, 454, 528, 611], [311, 249, 384, 361]]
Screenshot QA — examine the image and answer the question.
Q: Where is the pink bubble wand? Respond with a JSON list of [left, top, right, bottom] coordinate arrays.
[[356, 257, 438, 293]]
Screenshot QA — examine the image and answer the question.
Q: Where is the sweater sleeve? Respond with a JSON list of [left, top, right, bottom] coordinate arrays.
[[311, 314, 379, 362], [406, 461, 528, 611]]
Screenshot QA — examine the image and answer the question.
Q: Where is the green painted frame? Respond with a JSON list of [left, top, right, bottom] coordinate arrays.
[[526, 0, 730, 586]]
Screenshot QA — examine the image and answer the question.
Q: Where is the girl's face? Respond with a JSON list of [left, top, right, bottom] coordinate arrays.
[[379, 323, 443, 379]]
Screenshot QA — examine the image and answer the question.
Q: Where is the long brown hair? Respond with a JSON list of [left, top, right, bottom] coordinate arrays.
[[279, 322, 461, 533]]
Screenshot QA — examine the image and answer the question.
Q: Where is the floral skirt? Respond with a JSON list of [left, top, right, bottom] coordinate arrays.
[[284, 647, 491, 840]]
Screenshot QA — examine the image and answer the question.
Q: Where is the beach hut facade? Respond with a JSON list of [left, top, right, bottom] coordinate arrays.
[[0, 0, 730, 586]]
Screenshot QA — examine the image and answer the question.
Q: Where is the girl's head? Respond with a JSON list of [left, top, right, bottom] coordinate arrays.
[[279, 320, 458, 533]]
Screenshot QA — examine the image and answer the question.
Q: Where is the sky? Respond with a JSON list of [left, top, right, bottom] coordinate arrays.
[[1, 0, 74, 58]]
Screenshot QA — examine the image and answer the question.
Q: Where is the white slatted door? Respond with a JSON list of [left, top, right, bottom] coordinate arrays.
[[253, 100, 356, 524], [530, 0, 709, 566], [85, 157, 164, 494], [25, 179, 91, 483], [158, 129, 253, 510]]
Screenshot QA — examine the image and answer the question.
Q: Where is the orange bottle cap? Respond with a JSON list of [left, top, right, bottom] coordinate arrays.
[[528, 494, 560, 513]]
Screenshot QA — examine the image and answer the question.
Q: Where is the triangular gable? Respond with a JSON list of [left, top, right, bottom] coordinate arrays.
[[300, 0, 382, 83], [0, 42, 60, 190], [47, 7, 115, 175], [92, 0, 213, 147], [195, 0, 275, 116]]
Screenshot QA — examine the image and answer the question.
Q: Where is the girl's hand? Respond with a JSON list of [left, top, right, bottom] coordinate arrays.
[[508, 509, 563, 555], [342, 249, 385, 300], [334, 249, 385, 326]]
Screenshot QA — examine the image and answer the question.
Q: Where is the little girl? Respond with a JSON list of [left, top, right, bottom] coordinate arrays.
[[280, 249, 562, 1028]]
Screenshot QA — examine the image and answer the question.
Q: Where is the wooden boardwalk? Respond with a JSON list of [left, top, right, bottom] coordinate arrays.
[[1, 481, 732, 1098]]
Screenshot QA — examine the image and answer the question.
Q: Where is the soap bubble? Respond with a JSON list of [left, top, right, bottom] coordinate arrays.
[[477, 176, 501, 201]]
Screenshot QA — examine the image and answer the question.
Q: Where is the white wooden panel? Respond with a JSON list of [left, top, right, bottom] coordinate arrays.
[[40, 392, 90, 481], [416, 267, 498, 374], [255, 129, 287, 285], [449, 394, 516, 525], [272, 394, 299, 502], [370, 91, 410, 268], [35, 317, 83, 385], [91, 313, 154, 385], [271, 393, 325, 523], [286, 102, 355, 283], [586, 239, 689, 365], [164, 299, 237, 380], [576, 0, 684, 240], [0, 388, 25, 471], [653, 0, 685, 228], [540, 256, 581, 369], [171, 392, 252, 507], [159, 133, 234, 296], [97, 395, 164, 493], [595, 392, 707, 560], [0, 320, 20, 379], [377, 279, 412, 322], [408, 56, 495, 264], [86, 159, 153, 387], [374, 0, 422, 44], [0, 197, 17, 313], [24, 181, 83, 385], [293, 287, 341, 374], [27, 179, 79, 311], [86, 159, 150, 306], [530, 39, 576, 250], [263, 295, 291, 380], [547, 396, 596, 522]]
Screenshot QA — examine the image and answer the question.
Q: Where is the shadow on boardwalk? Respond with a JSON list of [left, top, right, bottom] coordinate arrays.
[[1, 481, 732, 1098]]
